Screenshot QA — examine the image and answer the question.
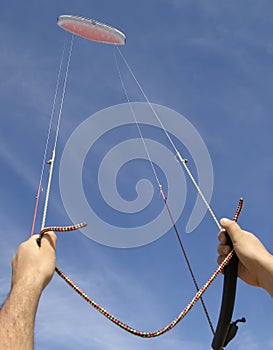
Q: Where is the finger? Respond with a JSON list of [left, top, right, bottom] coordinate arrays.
[[218, 229, 227, 244], [30, 234, 41, 245], [217, 255, 226, 266], [220, 218, 242, 243], [217, 244, 232, 256], [39, 231, 57, 250]]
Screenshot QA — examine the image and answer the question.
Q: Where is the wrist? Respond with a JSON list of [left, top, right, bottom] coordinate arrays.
[[259, 252, 273, 296], [11, 274, 44, 300]]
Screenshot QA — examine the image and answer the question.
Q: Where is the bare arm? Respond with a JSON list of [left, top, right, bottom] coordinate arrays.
[[0, 232, 56, 350], [217, 218, 273, 296]]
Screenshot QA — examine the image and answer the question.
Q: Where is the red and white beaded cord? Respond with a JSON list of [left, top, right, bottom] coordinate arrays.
[[37, 198, 243, 338]]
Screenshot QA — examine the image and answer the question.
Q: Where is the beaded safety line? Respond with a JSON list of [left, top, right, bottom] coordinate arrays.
[[39, 199, 243, 338], [37, 222, 87, 247]]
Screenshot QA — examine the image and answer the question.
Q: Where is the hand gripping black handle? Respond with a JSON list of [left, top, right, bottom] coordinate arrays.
[[211, 233, 238, 350]]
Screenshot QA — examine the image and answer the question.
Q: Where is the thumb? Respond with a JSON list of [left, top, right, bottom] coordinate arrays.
[[40, 231, 57, 251], [220, 218, 241, 244]]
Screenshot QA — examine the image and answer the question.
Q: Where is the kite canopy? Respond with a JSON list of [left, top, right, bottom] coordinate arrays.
[[57, 15, 126, 45]]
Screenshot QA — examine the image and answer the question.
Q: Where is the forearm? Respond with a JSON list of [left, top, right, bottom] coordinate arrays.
[[259, 252, 273, 297], [0, 279, 41, 350], [0, 232, 56, 349]]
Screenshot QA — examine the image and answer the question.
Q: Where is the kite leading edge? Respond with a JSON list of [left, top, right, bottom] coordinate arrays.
[[57, 15, 126, 45]]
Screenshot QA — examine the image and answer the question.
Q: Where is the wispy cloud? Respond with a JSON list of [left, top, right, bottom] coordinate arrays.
[[235, 330, 263, 350], [0, 141, 36, 189]]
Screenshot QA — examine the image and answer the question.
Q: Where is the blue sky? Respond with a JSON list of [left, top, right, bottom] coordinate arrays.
[[1, 1, 273, 349]]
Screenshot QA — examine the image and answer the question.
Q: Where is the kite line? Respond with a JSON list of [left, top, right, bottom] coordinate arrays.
[[114, 50, 215, 334], [41, 35, 74, 230], [31, 40, 67, 235], [31, 35, 74, 234], [115, 46, 221, 231]]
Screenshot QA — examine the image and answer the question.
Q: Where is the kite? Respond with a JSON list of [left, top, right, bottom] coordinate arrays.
[[57, 15, 126, 45]]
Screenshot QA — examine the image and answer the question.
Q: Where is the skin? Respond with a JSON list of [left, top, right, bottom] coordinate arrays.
[[0, 232, 57, 350], [217, 218, 273, 297]]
